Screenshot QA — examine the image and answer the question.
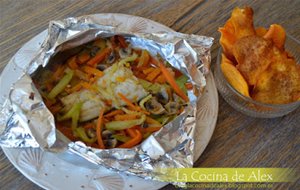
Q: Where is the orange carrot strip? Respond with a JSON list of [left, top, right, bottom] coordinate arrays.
[[82, 65, 104, 77], [134, 72, 147, 80], [185, 82, 193, 90], [152, 58, 189, 102], [83, 123, 95, 129], [45, 81, 54, 92], [69, 83, 82, 93], [118, 93, 137, 110], [138, 50, 150, 67], [118, 93, 150, 114], [119, 130, 126, 135], [77, 51, 91, 64], [142, 67, 155, 75], [146, 68, 161, 81], [118, 129, 142, 148], [96, 109, 105, 149], [114, 114, 139, 121], [154, 75, 167, 84], [67, 56, 78, 70], [87, 48, 111, 66], [74, 69, 89, 81], [126, 128, 137, 138], [49, 104, 62, 114], [145, 117, 161, 125], [104, 99, 112, 106], [117, 35, 128, 48], [52, 64, 66, 81], [80, 81, 92, 90], [104, 109, 124, 118]]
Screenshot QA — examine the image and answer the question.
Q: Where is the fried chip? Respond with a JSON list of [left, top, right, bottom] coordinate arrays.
[[233, 35, 273, 86], [252, 52, 300, 104], [219, 7, 256, 59], [255, 27, 267, 37], [221, 54, 250, 97], [263, 24, 286, 50]]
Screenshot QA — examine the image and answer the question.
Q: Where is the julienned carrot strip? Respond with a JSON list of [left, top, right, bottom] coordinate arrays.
[[96, 109, 105, 149], [146, 68, 161, 81], [74, 69, 89, 81], [114, 114, 139, 121], [87, 47, 111, 66], [118, 93, 137, 110], [69, 83, 82, 93], [118, 93, 150, 115], [67, 56, 78, 70], [145, 117, 161, 126], [77, 51, 91, 64], [80, 81, 92, 90], [142, 67, 155, 75], [185, 82, 193, 90], [52, 64, 66, 81], [104, 99, 112, 106], [49, 104, 62, 114], [117, 35, 128, 48], [45, 82, 54, 92], [152, 58, 189, 102], [126, 128, 137, 138], [82, 66, 104, 77], [104, 109, 124, 118], [138, 50, 150, 67], [83, 123, 95, 129], [154, 75, 166, 84], [134, 72, 147, 80], [118, 129, 142, 148]]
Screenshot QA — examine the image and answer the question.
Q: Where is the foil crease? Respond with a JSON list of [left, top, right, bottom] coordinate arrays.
[[0, 15, 213, 183]]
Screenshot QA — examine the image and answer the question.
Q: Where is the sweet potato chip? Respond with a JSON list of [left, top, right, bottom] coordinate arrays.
[[255, 27, 267, 37], [263, 24, 286, 50], [221, 54, 250, 97], [233, 35, 273, 86], [219, 7, 256, 59], [252, 53, 300, 104]]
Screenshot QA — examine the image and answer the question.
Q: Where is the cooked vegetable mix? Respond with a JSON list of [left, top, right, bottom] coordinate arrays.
[[33, 35, 192, 149]]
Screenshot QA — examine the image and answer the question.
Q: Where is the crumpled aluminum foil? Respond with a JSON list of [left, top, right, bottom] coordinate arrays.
[[0, 15, 213, 183]]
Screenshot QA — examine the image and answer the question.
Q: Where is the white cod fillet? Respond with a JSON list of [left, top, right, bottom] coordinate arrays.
[[60, 62, 148, 122]]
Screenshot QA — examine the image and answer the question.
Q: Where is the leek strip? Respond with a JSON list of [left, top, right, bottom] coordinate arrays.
[[57, 102, 83, 133], [119, 53, 138, 65], [105, 115, 146, 130], [76, 127, 97, 143], [112, 134, 131, 143], [48, 70, 74, 99], [139, 94, 152, 110]]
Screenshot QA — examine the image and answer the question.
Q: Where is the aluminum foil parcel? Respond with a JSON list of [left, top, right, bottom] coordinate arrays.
[[0, 15, 213, 181]]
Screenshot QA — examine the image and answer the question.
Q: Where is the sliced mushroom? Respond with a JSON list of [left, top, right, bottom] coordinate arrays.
[[145, 98, 166, 115], [156, 87, 169, 104], [107, 51, 116, 64], [90, 46, 100, 57], [96, 64, 109, 71], [119, 47, 132, 58], [102, 130, 117, 148], [164, 101, 180, 115], [102, 130, 114, 139], [87, 128, 96, 138], [104, 139, 117, 149]]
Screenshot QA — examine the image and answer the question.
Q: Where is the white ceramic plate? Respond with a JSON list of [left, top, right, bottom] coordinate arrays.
[[0, 14, 218, 190]]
